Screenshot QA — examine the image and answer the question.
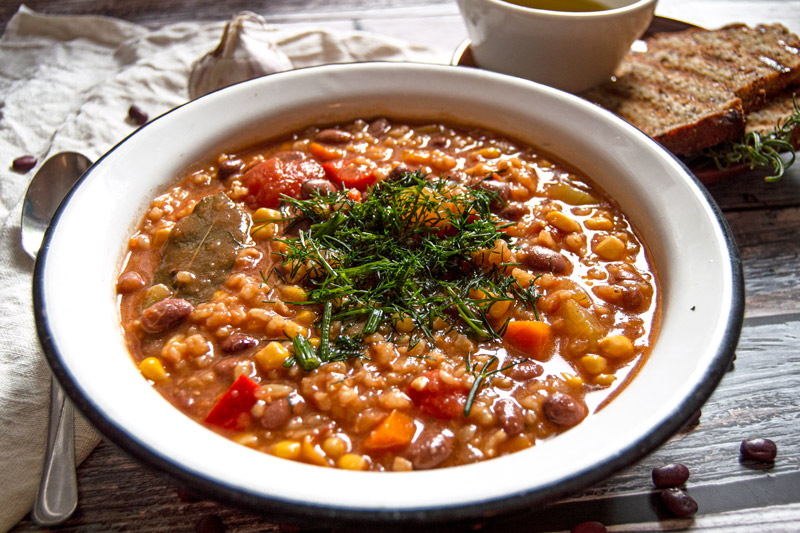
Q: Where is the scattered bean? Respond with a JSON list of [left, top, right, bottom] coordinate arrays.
[[494, 398, 524, 437], [740, 438, 777, 462], [195, 513, 225, 533], [660, 487, 698, 517], [260, 398, 293, 430], [407, 430, 454, 470], [521, 244, 572, 274], [542, 392, 586, 427], [217, 157, 244, 179], [12, 155, 37, 173], [116, 271, 146, 293], [571, 521, 607, 533], [652, 463, 690, 488], [300, 178, 337, 199], [219, 333, 259, 354], [315, 128, 352, 144], [140, 298, 193, 333], [128, 104, 149, 126]]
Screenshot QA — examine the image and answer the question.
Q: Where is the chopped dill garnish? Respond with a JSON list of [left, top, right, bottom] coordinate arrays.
[[268, 171, 541, 369]]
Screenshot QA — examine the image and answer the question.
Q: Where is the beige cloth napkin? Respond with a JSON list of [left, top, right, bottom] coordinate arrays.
[[0, 5, 445, 530]]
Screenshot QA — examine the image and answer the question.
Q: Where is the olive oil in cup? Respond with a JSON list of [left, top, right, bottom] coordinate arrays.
[[456, 0, 657, 92], [503, 0, 609, 11]]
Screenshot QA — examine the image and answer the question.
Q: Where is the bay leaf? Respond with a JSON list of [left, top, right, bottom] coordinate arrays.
[[153, 192, 249, 305]]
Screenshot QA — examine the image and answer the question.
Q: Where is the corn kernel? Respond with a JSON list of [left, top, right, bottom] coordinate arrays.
[[271, 440, 301, 460], [282, 320, 308, 339], [394, 315, 415, 333], [545, 211, 582, 233], [295, 310, 317, 326], [594, 373, 617, 387], [280, 285, 308, 302], [322, 437, 349, 458], [139, 357, 168, 382], [488, 298, 512, 319], [584, 217, 614, 231], [301, 436, 329, 467], [594, 236, 626, 261], [473, 146, 501, 159], [599, 334, 635, 359], [581, 354, 608, 375], [255, 341, 290, 371], [338, 453, 369, 471], [562, 372, 584, 388]]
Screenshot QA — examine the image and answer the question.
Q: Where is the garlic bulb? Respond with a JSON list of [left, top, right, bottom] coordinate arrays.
[[188, 12, 293, 100]]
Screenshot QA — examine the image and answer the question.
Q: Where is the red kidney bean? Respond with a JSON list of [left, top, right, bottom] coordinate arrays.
[[300, 178, 337, 199], [571, 521, 607, 533], [12, 155, 37, 173], [195, 513, 225, 533], [219, 333, 259, 354], [315, 128, 352, 144], [367, 117, 390, 137], [128, 104, 148, 125], [494, 398, 524, 436], [212, 357, 246, 380], [407, 431, 454, 470], [385, 164, 411, 182], [140, 298, 193, 333], [260, 398, 293, 430], [660, 487, 698, 517], [652, 463, 690, 488], [217, 157, 244, 179], [504, 360, 543, 381], [521, 244, 572, 274], [740, 438, 777, 462], [542, 392, 586, 427]]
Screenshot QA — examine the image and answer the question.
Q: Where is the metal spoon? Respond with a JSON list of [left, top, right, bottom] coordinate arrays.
[[21, 151, 92, 526]]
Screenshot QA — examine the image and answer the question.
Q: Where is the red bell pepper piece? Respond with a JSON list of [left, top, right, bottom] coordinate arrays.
[[204, 374, 260, 430]]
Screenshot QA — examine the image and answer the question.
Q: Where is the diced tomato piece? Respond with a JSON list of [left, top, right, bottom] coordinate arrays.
[[406, 370, 468, 419], [322, 159, 377, 191], [243, 157, 325, 208], [204, 374, 260, 430]]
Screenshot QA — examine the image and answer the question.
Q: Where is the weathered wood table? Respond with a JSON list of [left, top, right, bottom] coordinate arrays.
[[4, 0, 800, 531]]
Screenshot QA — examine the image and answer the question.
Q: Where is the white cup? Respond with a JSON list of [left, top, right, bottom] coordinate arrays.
[[456, 0, 657, 93]]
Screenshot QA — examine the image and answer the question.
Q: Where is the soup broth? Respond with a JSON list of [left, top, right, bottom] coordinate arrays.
[[117, 117, 660, 471]]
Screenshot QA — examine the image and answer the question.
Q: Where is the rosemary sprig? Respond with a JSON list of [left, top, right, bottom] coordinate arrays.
[[696, 94, 800, 181], [463, 355, 531, 416]]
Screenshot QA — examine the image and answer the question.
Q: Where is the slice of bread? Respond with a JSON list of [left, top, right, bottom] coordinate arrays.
[[583, 23, 800, 155]]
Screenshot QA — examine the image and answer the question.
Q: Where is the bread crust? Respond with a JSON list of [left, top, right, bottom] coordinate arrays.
[[583, 23, 800, 155]]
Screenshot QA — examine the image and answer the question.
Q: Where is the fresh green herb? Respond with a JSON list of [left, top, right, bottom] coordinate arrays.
[[269, 171, 541, 369], [695, 95, 800, 181], [291, 334, 320, 371], [463, 355, 531, 416]]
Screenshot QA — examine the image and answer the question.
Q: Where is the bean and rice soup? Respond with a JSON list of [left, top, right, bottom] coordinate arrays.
[[117, 117, 659, 471]]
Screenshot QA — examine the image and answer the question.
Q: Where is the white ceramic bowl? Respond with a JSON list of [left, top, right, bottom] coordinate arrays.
[[456, 0, 657, 93], [34, 63, 742, 524]]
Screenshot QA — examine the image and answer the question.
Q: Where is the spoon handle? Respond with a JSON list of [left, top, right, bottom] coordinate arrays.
[[31, 376, 77, 526]]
